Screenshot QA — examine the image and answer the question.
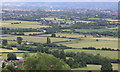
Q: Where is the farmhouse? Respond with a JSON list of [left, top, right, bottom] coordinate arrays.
[[37, 28, 46, 32], [17, 57, 25, 62], [25, 42, 34, 45]]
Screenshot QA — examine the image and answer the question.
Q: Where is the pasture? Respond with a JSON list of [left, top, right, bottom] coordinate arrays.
[[75, 29, 117, 33], [1, 35, 73, 43], [2, 33, 118, 49], [1, 52, 34, 59], [2, 20, 50, 28], [58, 38, 118, 49], [72, 63, 118, 70], [0, 48, 28, 53], [65, 49, 118, 59]]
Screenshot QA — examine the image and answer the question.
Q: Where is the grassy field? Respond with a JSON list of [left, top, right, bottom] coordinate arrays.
[[75, 29, 117, 33], [41, 17, 64, 21], [58, 38, 118, 49], [1, 52, 34, 59], [0, 48, 28, 53], [2, 33, 118, 49], [72, 63, 118, 70], [2, 35, 73, 43], [65, 49, 118, 59], [2, 20, 50, 28]]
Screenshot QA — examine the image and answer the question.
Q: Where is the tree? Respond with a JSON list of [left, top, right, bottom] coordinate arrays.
[[22, 52, 30, 59], [52, 50, 60, 58], [7, 52, 17, 60], [101, 58, 113, 72], [2, 39, 8, 46], [47, 37, 51, 44], [36, 44, 44, 52], [6, 65, 15, 72], [96, 39, 99, 41], [60, 49, 66, 61], [51, 33, 56, 37], [2, 62, 5, 68], [17, 37, 23, 44], [24, 52, 70, 70]]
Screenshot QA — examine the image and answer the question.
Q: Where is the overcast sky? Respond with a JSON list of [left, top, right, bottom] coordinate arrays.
[[2, 0, 120, 2]]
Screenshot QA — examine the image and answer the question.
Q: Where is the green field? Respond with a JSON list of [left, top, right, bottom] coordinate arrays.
[[58, 38, 118, 49], [2, 35, 73, 43], [2, 20, 50, 28], [1, 52, 34, 59], [38, 33, 118, 49], [72, 64, 118, 70], [65, 49, 118, 59], [75, 29, 117, 33]]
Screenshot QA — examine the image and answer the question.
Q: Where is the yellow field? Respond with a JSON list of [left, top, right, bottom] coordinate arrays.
[[2, 20, 50, 28], [105, 19, 119, 22], [76, 20, 92, 23], [24, 32, 43, 35]]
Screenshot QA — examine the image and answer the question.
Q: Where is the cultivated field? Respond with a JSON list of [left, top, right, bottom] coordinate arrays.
[[24, 32, 43, 35]]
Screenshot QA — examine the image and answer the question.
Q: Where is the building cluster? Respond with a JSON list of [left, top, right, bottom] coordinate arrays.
[[0, 57, 25, 69]]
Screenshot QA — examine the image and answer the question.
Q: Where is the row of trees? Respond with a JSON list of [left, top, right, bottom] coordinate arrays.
[[2, 37, 23, 46], [66, 52, 113, 72]]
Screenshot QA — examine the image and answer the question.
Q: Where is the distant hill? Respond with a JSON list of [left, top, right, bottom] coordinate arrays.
[[2, 2, 118, 9]]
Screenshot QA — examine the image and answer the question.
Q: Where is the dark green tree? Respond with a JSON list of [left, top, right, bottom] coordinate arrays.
[[47, 37, 51, 44], [101, 58, 113, 72], [17, 37, 23, 44], [51, 33, 56, 37], [7, 52, 17, 60], [2, 39, 8, 46], [2, 62, 5, 68], [6, 65, 15, 72], [60, 49, 66, 61], [22, 52, 30, 59], [24, 52, 70, 70]]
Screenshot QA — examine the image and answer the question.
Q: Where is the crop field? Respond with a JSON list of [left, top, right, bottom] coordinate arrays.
[[76, 20, 92, 23], [2, 20, 50, 28], [24, 32, 43, 35], [65, 49, 118, 59], [105, 19, 119, 22]]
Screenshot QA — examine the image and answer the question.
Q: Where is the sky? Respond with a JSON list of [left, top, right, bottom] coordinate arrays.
[[2, 0, 120, 2]]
